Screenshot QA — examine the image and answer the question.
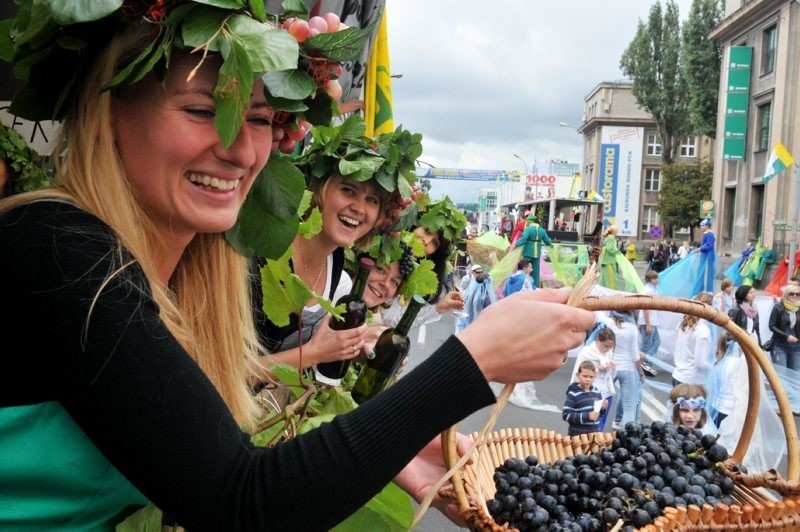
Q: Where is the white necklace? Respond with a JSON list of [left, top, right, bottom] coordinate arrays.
[[297, 243, 325, 295]]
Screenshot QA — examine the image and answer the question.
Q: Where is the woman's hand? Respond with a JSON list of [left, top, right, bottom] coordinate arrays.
[[394, 434, 473, 527], [306, 314, 368, 365], [457, 289, 594, 383], [435, 290, 465, 314]]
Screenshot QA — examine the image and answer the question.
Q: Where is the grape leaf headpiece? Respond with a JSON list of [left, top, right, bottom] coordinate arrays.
[[0, 0, 378, 148]]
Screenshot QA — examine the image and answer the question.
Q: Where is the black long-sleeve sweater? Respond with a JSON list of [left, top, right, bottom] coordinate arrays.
[[0, 201, 495, 531]]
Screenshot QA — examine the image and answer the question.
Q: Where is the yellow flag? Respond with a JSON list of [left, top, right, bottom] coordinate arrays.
[[364, 10, 393, 136]]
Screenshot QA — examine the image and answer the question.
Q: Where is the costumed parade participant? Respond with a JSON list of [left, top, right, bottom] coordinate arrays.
[[597, 225, 643, 293], [764, 250, 800, 298], [0, 3, 599, 530], [659, 217, 718, 298], [723, 241, 754, 286], [739, 238, 776, 287], [513, 213, 552, 288]]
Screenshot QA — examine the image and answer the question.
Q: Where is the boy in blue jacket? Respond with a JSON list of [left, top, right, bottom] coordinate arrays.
[[562, 361, 607, 436]]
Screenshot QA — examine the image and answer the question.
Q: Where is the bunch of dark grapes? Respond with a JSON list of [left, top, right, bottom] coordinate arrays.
[[398, 242, 415, 278], [377, 193, 413, 232], [488, 421, 733, 531]]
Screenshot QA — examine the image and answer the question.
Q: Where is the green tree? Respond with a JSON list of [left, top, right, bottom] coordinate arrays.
[[658, 162, 713, 236], [682, 0, 723, 138], [620, 0, 691, 164]]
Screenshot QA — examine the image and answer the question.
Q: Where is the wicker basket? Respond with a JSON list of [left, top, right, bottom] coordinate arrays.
[[432, 264, 800, 531]]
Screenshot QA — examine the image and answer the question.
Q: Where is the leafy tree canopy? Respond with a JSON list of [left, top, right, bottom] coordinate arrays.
[[682, 0, 724, 138], [619, 0, 721, 162], [657, 162, 713, 236]]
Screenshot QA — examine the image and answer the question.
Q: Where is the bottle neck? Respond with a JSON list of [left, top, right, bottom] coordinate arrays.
[[395, 298, 425, 336], [350, 259, 373, 299]]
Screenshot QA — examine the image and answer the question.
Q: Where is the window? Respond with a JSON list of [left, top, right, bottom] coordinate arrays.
[[752, 185, 764, 238], [646, 134, 662, 156], [680, 137, 696, 157], [762, 25, 776, 75], [757, 102, 771, 151], [644, 168, 661, 192], [724, 187, 736, 239], [641, 206, 659, 232]]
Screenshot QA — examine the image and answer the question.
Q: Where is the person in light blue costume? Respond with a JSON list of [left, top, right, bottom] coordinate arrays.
[[659, 217, 718, 299], [455, 267, 497, 333]]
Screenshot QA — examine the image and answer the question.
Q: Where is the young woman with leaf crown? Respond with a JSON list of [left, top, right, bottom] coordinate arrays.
[[0, 2, 597, 530], [251, 116, 420, 378]]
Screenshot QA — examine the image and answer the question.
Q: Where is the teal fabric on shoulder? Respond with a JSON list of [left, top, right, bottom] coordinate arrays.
[[0, 402, 147, 531]]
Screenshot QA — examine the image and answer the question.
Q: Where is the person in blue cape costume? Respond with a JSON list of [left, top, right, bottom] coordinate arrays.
[[659, 217, 717, 298], [723, 242, 753, 286]]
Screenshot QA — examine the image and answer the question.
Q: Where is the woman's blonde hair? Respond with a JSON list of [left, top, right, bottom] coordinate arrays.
[[0, 24, 262, 428], [679, 292, 713, 331], [603, 225, 618, 237]]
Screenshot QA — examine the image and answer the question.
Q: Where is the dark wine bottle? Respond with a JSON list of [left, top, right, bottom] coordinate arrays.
[[315, 257, 374, 385], [351, 295, 426, 404]]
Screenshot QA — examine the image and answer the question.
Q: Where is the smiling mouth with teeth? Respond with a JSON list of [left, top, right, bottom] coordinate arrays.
[[187, 172, 240, 192], [339, 215, 360, 228]]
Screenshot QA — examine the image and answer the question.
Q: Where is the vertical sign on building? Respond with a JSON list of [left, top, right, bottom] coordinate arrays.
[[722, 46, 752, 160], [599, 126, 643, 237]]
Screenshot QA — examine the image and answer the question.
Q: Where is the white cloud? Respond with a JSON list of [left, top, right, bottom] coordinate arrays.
[[386, 0, 694, 203]]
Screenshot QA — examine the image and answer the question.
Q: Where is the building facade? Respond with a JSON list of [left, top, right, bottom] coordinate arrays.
[[577, 81, 714, 242], [709, 0, 800, 268]]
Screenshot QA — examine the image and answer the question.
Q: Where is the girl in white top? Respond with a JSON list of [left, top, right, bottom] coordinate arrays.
[[671, 292, 713, 385], [604, 310, 643, 428], [571, 327, 616, 430]]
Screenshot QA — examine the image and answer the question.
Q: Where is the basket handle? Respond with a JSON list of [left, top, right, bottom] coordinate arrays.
[[441, 264, 799, 514]]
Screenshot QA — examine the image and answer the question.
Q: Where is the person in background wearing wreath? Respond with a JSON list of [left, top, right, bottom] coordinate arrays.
[[251, 123, 394, 379], [513, 213, 552, 288], [0, 4, 599, 530]]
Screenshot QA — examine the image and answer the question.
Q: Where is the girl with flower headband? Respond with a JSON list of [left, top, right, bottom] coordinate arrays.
[[668, 383, 710, 431], [0, 4, 597, 529]]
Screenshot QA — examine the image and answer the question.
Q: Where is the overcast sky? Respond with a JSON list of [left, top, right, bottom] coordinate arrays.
[[386, 0, 694, 203]]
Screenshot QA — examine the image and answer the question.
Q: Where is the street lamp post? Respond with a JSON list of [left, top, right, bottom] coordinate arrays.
[[513, 153, 529, 201]]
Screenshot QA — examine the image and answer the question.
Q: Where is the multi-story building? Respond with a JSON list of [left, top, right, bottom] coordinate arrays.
[[709, 0, 800, 268], [576, 81, 714, 242], [477, 188, 498, 232]]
